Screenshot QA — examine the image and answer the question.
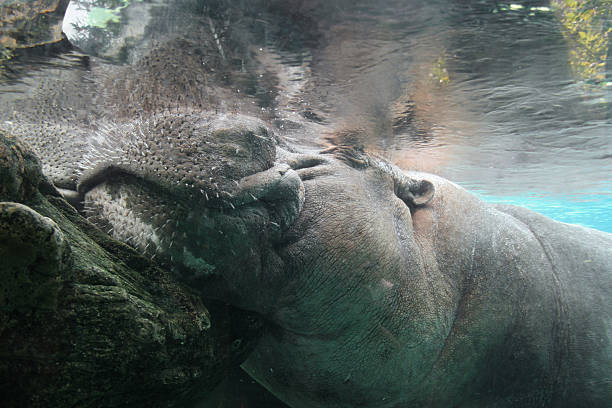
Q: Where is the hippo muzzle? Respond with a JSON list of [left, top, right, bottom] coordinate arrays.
[[75, 112, 307, 310]]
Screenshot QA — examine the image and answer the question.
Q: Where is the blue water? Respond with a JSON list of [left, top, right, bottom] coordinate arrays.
[[474, 190, 612, 233]]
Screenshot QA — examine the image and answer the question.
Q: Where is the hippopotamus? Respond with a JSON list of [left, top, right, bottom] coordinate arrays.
[[5, 104, 610, 407], [2, 16, 611, 408]]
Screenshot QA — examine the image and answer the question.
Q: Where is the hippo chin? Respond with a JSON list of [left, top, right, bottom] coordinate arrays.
[[74, 115, 612, 408]]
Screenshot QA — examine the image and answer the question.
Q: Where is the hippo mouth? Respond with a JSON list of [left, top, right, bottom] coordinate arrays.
[[79, 159, 304, 242], [71, 125, 331, 298]]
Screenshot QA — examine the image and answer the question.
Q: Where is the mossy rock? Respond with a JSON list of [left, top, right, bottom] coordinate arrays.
[[0, 131, 264, 407], [0, 130, 45, 202], [0, 201, 68, 312]]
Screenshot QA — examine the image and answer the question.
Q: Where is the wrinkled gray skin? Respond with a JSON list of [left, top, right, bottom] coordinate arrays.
[[10, 110, 612, 407], [2, 23, 611, 408]]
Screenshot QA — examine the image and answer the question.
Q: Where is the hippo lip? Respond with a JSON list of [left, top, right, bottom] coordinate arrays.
[[76, 161, 302, 205], [74, 159, 307, 237], [73, 152, 339, 252], [77, 163, 139, 197]]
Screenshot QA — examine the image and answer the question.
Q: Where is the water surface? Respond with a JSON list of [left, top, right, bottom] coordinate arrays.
[[246, 0, 611, 231], [6, 0, 612, 232]]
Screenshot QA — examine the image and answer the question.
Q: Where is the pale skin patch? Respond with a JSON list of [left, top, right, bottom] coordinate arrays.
[[85, 185, 160, 251]]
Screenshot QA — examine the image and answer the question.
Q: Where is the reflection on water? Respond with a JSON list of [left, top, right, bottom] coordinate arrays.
[[554, 0, 611, 84], [2, 0, 611, 234], [263, 0, 612, 232]]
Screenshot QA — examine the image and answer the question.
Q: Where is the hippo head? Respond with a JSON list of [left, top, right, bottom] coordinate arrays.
[[78, 111, 303, 311], [78, 112, 466, 407]]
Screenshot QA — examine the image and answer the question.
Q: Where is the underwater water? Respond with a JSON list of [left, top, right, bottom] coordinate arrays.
[[475, 190, 612, 233], [50, 0, 612, 234]]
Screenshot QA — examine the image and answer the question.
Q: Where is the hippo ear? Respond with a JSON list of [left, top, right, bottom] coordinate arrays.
[[396, 178, 435, 207]]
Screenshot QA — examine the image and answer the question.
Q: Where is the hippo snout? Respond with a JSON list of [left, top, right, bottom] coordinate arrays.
[[229, 164, 304, 228], [77, 113, 310, 292], [76, 111, 277, 207]]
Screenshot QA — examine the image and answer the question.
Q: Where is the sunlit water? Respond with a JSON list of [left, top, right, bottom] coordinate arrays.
[[5, 0, 612, 233]]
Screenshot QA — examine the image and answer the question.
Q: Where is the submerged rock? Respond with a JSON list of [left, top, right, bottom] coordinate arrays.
[[0, 131, 263, 407], [0, 201, 68, 312], [0, 130, 45, 202]]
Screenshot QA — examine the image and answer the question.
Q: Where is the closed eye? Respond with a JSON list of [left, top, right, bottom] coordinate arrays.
[[288, 155, 329, 170], [288, 155, 333, 181]]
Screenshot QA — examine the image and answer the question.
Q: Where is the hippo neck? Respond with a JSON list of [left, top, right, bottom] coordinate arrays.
[[412, 174, 561, 406]]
